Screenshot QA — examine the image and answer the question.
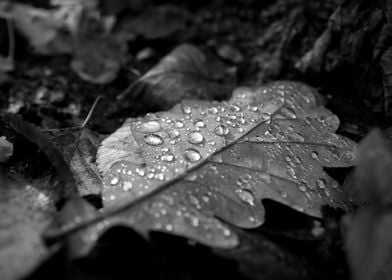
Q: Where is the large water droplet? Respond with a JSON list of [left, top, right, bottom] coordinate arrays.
[[135, 120, 162, 133], [298, 181, 307, 192], [236, 189, 255, 206], [184, 149, 202, 162], [214, 125, 229, 136], [289, 132, 305, 142], [144, 134, 164, 146], [188, 131, 204, 144]]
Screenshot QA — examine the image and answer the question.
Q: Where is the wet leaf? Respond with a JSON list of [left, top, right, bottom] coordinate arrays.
[[49, 81, 356, 256], [0, 172, 60, 280], [119, 44, 232, 110]]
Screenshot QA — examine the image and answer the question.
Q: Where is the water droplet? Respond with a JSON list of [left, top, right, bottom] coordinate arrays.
[[236, 189, 255, 206], [110, 176, 120, 185], [183, 106, 192, 114], [165, 224, 173, 231], [202, 195, 210, 203], [281, 107, 297, 119], [249, 106, 258, 112], [169, 129, 180, 138], [230, 104, 241, 112], [291, 132, 305, 142], [311, 151, 319, 160], [188, 131, 204, 144], [298, 181, 307, 192], [186, 173, 198, 181], [214, 125, 229, 136], [135, 120, 162, 133], [316, 178, 327, 189], [161, 154, 175, 162], [209, 107, 218, 114], [154, 173, 165, 181], [175, 121, 184, 128], [144, 134, 164, 146], [194, 119, 206, 128], [331, 181, 339, 189], [122, 181, 133, 191], [184, 149, 202, 162]]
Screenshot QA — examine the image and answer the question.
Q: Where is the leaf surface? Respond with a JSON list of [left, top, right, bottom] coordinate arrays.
[[51, 81, 356, 255]]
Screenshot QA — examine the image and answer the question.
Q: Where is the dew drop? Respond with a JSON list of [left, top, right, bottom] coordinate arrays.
[[110, 176, 120, 185], [236, 189, 255, 206], [161, 154, 175, 162], [135, 120, 162, 133], [311, 151, 319, 160], [298, 181, 307, 192], [122, 181, 133, 191], [230, 104, 241, 112], [183, 106, 192, 114], [281, 107, 297, 119], [214, 125, 229, 136], [209, 107, 218, 114], [175, 121, 184, 128], [169, 129, 180, 138], [194, 119, 206, 128], [188, 131, 204, 144], [144, 134, 164, 146], [184, 149, 202, 162], [290, 132, 305, 142], [316, 178, 327, 189]]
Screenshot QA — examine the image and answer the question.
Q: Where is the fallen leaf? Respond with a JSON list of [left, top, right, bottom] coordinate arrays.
[[119, 44, 232, 110], [48, 81, 356, 256]]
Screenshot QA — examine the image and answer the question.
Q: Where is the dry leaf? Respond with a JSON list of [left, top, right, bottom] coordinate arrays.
[[120, 44, 232, 110], [48, 81, 356, 257]]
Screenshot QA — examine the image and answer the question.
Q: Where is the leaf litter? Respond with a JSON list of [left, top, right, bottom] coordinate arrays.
[[47, 81, 356, 256]]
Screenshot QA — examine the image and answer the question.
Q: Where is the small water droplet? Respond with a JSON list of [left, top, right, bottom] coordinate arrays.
[[316, 178, 327, 189], [202, 195, 210, 203], [161, 154, 175, 162], [311, 151, 319, 160], [165, 224, 173, 231], [209, 107, 218, 114], [230, 104, 241, 112], [188, 131, 204, 144], [290, 132, 305, 142], [236, 189, 255, 206], [186, 173, 198, 181], [144, 134, 164, 146], [249, 106, 258, 112], [135, 120, 162, 133], [331, 181, 339, 189], [183, 106, 192, 114], [154, 173, 165, 181], [175, 121, 184, 128], [281, 107, 297, 119], [122, 181, 133, 191], [110, 176, 120, 185], [194, 119, 206, 128], [298, 181, 307, 192], [184, 149, 202, 162], [214, 125, 229, 136], [169, 129, 180, 138]]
